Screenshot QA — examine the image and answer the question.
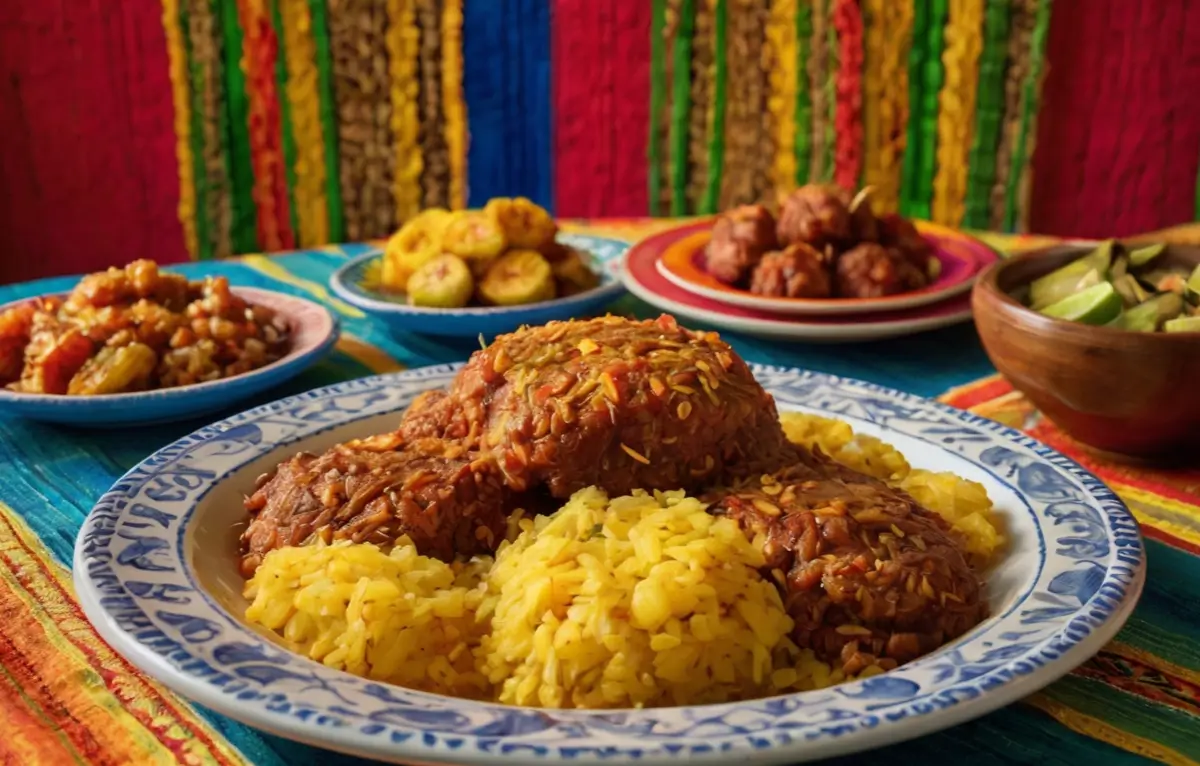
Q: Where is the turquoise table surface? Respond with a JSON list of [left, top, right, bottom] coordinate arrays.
[[0, 241, 1171, 766]]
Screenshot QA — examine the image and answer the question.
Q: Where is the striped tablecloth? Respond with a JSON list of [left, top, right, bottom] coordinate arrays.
[[1, 221, 1198, 766]]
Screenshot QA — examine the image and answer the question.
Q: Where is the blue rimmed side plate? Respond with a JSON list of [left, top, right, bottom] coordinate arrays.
[[73, 365, 1144, 764], [329, 233, 628, 337], [0, 287, 339, 426]]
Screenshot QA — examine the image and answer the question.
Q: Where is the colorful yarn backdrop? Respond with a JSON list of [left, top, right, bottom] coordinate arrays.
[[2, 0, 1200, 280]]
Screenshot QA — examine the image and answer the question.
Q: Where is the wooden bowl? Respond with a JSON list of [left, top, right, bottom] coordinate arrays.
[[972, 244, 1200, 461]]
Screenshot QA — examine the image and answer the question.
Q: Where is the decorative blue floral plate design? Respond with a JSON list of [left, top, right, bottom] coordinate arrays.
[[0, 287, 339, 427], [73, 366, 1144, 764], [328, 233, 628, 337]]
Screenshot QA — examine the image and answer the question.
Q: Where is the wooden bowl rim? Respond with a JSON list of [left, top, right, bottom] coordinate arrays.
[[974, 244, 1200, 346]]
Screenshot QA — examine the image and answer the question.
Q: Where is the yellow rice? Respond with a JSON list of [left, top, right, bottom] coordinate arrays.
[[244, 412, 1003, 707]]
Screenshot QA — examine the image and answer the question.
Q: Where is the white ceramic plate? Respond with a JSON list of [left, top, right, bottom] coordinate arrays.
[[74, 366, 1143, 765]]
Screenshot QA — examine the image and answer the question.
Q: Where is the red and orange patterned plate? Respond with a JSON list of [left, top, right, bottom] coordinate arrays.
[[653, 219, 998, 316], [623, 220, 997, 342]]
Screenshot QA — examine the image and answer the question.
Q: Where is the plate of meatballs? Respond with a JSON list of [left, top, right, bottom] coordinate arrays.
[[74, 315, 1142, 765], [646, 184, 997, 317]]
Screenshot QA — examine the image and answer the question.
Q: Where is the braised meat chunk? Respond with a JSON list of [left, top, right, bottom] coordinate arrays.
[[437, 315, 793, 498], [705, 204, 779, 285], [749, 243, 832, 299], [777, 184, 878, 252], [835, 243, 928, 299], [707, 450, 986, 673], [878, 213, 939, 281], [240, 438, 511, 576]]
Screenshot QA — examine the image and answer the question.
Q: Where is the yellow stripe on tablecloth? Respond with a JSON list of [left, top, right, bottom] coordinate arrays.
[[442, 0, 467, 210], [161, 0, 198, 259], [1107, 642, 1200, 688], [0, 502, 245, 765], [336, 333, 406, 374], [239, 255, 366, 317], [1109, 484, 1200, 552], [1025, 694, 1194, 766]]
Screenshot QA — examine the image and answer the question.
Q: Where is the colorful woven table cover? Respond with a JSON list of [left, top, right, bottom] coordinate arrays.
[[2, 219, 1200, 765]]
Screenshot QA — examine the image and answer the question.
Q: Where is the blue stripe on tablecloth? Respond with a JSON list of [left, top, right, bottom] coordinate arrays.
[[462, 0, 553, 209]]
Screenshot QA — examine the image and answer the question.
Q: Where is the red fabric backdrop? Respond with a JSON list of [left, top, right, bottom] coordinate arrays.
[[1, 0, 1199, 283]]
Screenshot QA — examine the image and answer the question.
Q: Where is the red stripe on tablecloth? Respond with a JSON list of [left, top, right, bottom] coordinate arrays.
[[553, 0, 651, 217], [0, 4, 184, 281], [0, 507, 241, 763], [1027, 421, 1200, 503], [1141, 525, 1200, 557], [939, 375, 1014, 410], [1030, 0, 1200, 237]]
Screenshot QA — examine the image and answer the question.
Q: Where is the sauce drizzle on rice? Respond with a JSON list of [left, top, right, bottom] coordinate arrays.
[[243, 413, 1003, 709]]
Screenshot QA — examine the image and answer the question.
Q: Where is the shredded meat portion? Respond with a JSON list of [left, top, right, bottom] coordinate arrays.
[[240, 436, 511, 576], [706, 449, 986, 673]]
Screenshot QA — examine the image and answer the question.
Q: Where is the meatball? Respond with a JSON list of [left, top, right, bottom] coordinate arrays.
[[749, 244, 833, 299], [879, 213, 938, 280], [437, 315, 793, 498], [835, 243, 927, 298], [777, 184, 878, 252], [707, 451, 986, 673], [705, 204, 779, 284], [239, 437, 511, 576]]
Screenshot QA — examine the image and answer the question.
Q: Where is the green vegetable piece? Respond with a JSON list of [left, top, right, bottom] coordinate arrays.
[[1110, 254, 1129, 281], [1111, 274, 1148, 307], [1029, 241, 1114, 309], [1114, 292, 1184, 332], [1128, 243, 1165, 268], [406, 254, 475, 308], [1039, 281, 1123, 325], [1185, 264, 1200, 307], [1164, 316, 1200, 333]]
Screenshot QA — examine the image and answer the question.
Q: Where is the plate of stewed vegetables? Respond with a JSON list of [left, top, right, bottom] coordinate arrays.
[[330, 198, 629, 337], [0, 260, 338, 426]]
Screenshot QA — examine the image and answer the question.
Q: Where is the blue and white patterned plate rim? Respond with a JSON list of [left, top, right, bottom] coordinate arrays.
[[0, 287, 339, 406], [73, 364, 1144, 765], [329, 233, 628, 317]]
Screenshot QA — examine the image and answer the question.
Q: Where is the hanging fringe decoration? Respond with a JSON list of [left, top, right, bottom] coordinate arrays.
[[687, 0, 716, 213], [990, 0, 1036, 231], [931, 0, 983, 227], [793, 0, 813, 186], [1007, 0, 1053, 232], [163, 0, 198, 259], [328, 0, 396, 240], [385, 0, 423, 222], [832, 0, 863, 191], [441, 0, 467, 210], [417, 0, 449, 210], [963, 0, 1010, 230], [702, 0, 728, 213], [277, 0, 330, 247], [806, 0, 829, 184], [766, 0, 799, 199]]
